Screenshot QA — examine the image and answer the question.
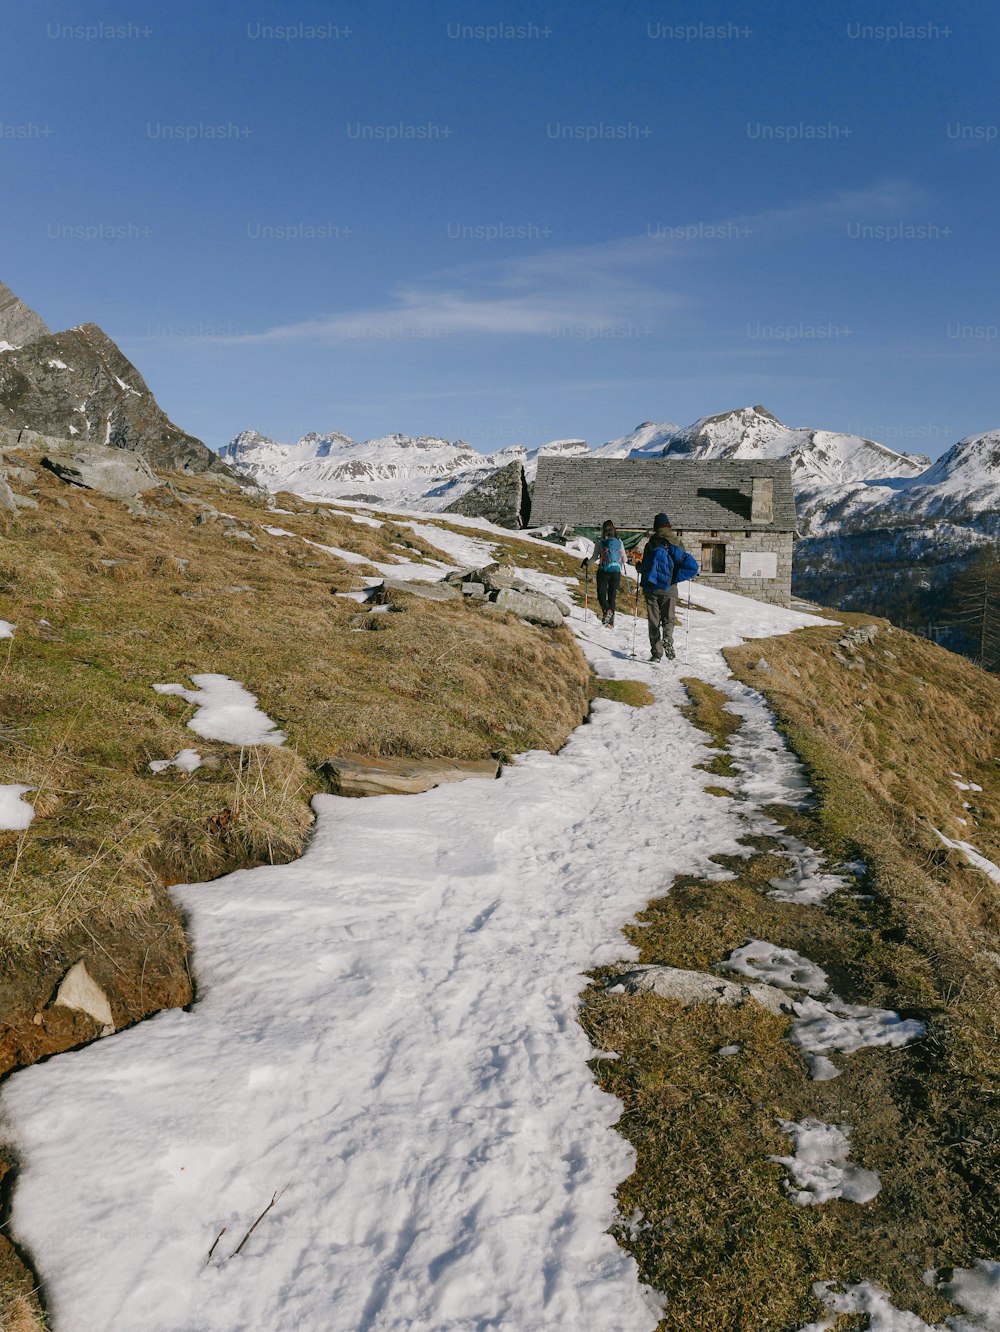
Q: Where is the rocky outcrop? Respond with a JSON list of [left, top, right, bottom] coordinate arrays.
[[444, 459, 529, 529], [40, 442, 159, 497], [0, 282, 50, 349], [321, 753, 501, 797], [440, 563, 570, 627], [0, 282, 228, 476], [0, 321, 225, 475]]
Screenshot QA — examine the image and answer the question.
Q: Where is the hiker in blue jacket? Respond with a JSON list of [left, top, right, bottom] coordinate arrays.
[[582, 519, 628, 627], [639, 512, 699, 662]]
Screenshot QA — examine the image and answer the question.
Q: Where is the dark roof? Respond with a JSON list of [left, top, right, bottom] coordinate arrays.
[[529, 457, 797, 532]]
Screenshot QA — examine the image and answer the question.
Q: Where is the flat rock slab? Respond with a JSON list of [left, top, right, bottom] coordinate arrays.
[[322, 753, 501, 797], [41, 444, 158, 497], [607, 964, 793, 1016], [492, 587, 564, 627], [376, 578, 460, 603]]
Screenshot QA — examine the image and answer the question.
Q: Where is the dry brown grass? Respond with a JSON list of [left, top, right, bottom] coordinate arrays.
[[0, 1218, 45, 1331], [583, 616, 1000, 1329]]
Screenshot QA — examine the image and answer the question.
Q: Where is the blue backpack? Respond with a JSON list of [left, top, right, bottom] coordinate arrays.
[[598, 537, 624, 573], [642, 538, 699, 590]]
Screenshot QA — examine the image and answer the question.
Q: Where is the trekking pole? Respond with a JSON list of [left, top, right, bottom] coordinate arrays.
[[682, 582, 692, 660], [583, 562, 590, 621], [630, 574, 641, 658]]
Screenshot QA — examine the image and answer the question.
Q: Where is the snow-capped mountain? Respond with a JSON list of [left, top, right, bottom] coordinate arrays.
[[892, 428, 1000, 517], [592, 421, 682, 460], [222, 406, 998, 540], [221, 429, 590, 506], [657, 404, 930, 487]]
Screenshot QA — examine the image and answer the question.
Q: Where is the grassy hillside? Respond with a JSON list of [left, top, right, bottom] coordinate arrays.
[[0, 447, 592, 1326], [584, 613, 1000, 1329]]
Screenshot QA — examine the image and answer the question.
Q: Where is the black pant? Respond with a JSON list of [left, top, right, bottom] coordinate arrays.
[[645, 586, 677, 657], [596, 570, 621, 615]]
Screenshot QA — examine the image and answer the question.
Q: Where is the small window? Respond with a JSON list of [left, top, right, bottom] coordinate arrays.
[[701, 542, 726, 574]]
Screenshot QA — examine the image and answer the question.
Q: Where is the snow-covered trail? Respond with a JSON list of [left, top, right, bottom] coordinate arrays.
[[1, 585, 828, 1332]]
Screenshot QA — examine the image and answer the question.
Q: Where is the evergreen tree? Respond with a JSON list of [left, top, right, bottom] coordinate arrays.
[[948, 549, 1000, 670]]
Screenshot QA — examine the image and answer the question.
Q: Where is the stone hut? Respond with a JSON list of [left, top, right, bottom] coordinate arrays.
[[529, 457, 797, 606]]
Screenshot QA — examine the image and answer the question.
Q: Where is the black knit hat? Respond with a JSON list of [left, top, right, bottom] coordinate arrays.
[[654, 512, 670, 529]]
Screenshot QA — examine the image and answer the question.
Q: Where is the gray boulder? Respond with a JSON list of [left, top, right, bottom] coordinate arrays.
[[606, 964, 793, 1016], [492, 587, 564, 627], [375, 577, 460, 604], [0, 467, 17, 512], [40, 444, 159, 497]]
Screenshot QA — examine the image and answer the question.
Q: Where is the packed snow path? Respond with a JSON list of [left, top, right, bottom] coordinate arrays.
[[2, 582, 830, 1331]]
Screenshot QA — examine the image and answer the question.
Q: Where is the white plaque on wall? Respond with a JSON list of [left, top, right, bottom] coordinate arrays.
[[740, 551, 778, 579]]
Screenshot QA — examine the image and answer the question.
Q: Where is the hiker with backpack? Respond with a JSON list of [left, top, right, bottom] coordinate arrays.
[[581, 520, 628, 627], [638, 512, 699, 662]]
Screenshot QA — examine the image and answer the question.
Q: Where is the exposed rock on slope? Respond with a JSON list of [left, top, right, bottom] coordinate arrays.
[[0, 282, 50, 350], [0, 322, 224, 474], [444, 459, 529, 528], [0, 281, 226, 475]]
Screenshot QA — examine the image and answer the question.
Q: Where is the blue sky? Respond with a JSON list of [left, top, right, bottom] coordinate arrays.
[[4, 0, 998, 456]]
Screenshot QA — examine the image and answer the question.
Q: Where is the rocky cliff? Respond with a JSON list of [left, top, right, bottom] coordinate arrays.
[[0, 284, 226, 475]]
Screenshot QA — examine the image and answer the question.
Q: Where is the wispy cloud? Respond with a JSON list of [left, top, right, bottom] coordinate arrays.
[[215, 178, 932, 346]]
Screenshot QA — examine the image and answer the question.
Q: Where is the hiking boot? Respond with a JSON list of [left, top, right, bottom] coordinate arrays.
[[602, 609, 612, 627], [664, 643, 676, 660], [650, 652, 661, 664]]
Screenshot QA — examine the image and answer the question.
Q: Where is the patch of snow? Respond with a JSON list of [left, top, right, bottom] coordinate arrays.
[[770, 1118, 881, 1205], [798, 1280, 935, 1331], [767, 837, 848, 904], [718, 941, 829, 995], [149, 749, 204, 775], [262, 526, 294, 538], [153, 675, 285, 747], [806, 1055, 843, 1082], [303, 538, 373, 565], [0, 784, 34, 830], [0, 620, 15, 638], [935, 829, 1000, 885], [790, 996, 925, 1056], [46, 358, 69, 369], [799, 1265, 1000, 1331], [333, 510, 383, 527], [402, 519, 496, 569], [0, 340, 18, 352], [936, 1260, 1000, 1330], [68, 424, 79, 435]]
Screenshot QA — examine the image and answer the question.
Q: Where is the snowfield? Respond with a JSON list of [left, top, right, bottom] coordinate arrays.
[[3, 527, 993, 1330]]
